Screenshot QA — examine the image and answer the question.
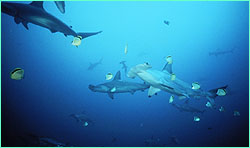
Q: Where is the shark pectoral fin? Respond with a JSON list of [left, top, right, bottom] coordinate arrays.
[[148, 86, 161, 97], [108, 93, 114, 99], [14, 17, 22, 24], [22, 21, 29, 30]]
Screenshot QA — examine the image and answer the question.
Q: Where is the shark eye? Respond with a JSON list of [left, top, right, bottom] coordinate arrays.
[[145, 62, 149, 65]]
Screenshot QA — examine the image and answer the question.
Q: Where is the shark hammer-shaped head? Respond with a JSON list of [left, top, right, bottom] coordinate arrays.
[[127, 62, 152, 78]]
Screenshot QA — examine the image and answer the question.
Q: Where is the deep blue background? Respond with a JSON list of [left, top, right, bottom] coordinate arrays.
[[1, 1, 249, 147]]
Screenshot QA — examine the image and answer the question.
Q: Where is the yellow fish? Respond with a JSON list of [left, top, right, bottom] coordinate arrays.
[[192, 82, 200, 90], [124, 44, 128, 54], [10, 68, 24, 80], [166, 55, 173, 64], [171, 73, 176, 81], [169, 95, 174, 103], [216, 88, 226, 96], [106, 72, 113, 80], [72, 36, 82, 47]]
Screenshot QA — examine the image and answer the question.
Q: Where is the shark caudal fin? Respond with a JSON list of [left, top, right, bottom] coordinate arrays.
[[77, 31, 102, 40]]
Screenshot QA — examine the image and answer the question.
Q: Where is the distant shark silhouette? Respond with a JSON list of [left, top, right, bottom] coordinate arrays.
[[209, 47, 236, 57], [2, 1, 102, 40], [88, 58, 103, 70], [89, 71, 149, 99], [119, 61, 128, 74]]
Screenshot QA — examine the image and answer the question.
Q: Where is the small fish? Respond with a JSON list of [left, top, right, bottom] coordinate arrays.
[[72, 36, 82, 47], [191, 82, 200, 90], [169, 95, 174, 103], [194, 116, 200, 122], [106, 72, 113, 80], [171, 73, 176, 81], [166, 55, 173, 64], [164, 20, 170, 25], [219, 106, 225, 112], [124, 44, 128, 54], [205, 102, 212, 108], [10, 68, 24, 80], [233, 111, 240, 116], [84, 121, 88, 127], [110, 87, 116, 92], [216, 88, 226, 96]]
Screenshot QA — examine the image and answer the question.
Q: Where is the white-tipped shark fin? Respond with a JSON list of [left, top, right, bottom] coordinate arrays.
[[148, 86, 161, 97]]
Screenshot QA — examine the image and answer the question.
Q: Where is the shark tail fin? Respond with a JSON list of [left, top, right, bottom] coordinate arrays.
[[77, 31, 102, 40], [207, 85, 228, 108]]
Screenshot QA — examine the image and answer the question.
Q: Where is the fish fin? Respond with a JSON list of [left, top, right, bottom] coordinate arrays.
[[77, 31, 102, 40], [54, 1, 65, 14], [148, 86, 161, 97], [14, 17, 22, 24], [130, 90, 135, 94], [50, 29, 57, 33], [30, 1, 44, 10], [22, 21, 29, 30], [162, 62, 173, 74], [113, 71, 121, 81], [108, 93, 114, 99]]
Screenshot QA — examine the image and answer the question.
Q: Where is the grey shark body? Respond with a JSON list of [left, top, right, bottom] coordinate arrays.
[[2, 1, 101, 39], [89, 71, 150, 99], [88, 58, 103, 70], [171, 102, 205, 114], [128, 61, 227, 106], [209, 48, 235, 56]]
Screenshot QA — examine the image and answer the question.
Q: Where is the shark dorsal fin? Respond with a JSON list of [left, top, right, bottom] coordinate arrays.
[[162, 63, 173, 74], [113, 71, 121, 81], [30, 1, 44, 10]]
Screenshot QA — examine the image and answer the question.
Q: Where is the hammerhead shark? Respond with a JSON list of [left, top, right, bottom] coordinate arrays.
[[1, 1, 102, 41], [88, 71, 150, 99], [120, 61, 128, 74], [70, 112, 94, 126], [88, 58, 103, 70], [209, 47, 236, 57], [127, 58, 227, 106]]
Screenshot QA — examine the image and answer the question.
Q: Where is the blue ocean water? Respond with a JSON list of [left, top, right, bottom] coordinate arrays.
[[1, 1, 249, 147]]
